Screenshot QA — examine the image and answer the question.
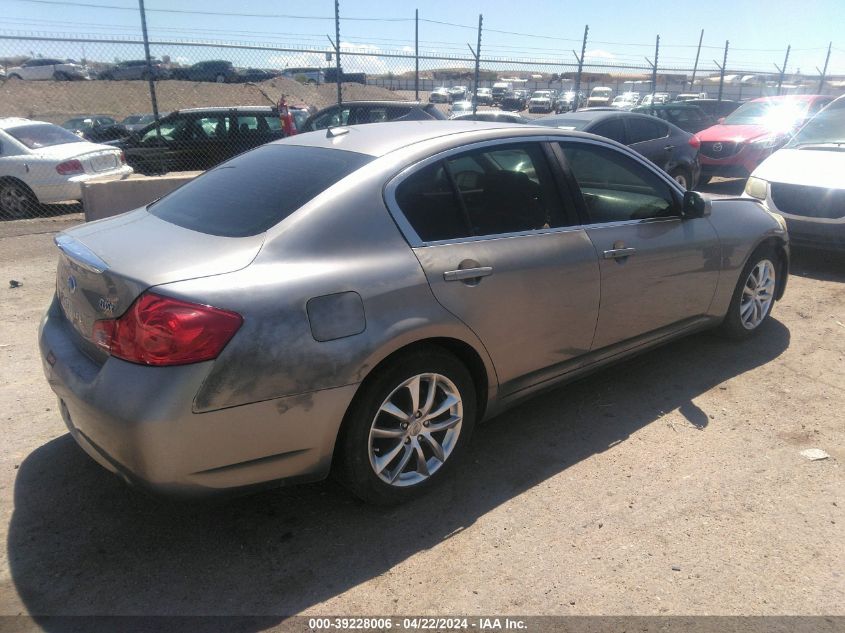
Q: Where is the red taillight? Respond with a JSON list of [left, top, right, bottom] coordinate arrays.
[[92, 293, 243, 366], [118, 150, 126, 165], [689, 135, 701, 150], [56, 159, 84, 175]]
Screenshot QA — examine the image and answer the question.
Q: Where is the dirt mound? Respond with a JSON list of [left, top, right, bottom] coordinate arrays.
[[0, 77, 403, 124]]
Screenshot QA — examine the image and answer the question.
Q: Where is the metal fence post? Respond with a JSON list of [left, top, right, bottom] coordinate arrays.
[[775, 45, 790, 96], [137, 0, 162, 172], [573, 24, 588, 103], [414, 9, 419, 101], [651, 35, 659, 98], [817, 42, 832, 94], [335, 0, 342, 108], [689, 29, 703, 92], [471, 14, 482, 116], [716, 40, 729, 103]]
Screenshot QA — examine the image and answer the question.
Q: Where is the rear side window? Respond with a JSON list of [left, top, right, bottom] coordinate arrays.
[[590, 118, 626, 144], [6, 124, 84, 149], [626, 117, 669, 143], [394, 142, 569, 243], [149, 145, 373, 237]]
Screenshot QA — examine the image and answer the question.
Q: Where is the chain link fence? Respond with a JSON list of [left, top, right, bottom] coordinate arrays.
[[1, 30, 844, 219]]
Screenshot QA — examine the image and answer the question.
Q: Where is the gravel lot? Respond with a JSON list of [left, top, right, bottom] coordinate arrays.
[[0, 198, 843, 629]]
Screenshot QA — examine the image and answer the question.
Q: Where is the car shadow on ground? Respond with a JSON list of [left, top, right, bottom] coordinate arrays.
[[8, 321, 790, 628], [790, 247, 845, 283]]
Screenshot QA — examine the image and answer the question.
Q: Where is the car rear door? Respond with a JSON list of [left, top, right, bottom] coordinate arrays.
[[555, 139, 719, 349], [387, 139, 600, 394], [624, 116, 673, 169]]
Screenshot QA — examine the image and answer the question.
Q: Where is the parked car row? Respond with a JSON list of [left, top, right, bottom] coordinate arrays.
[[9, 91, 842, 253], [3, 58, 284, 84]]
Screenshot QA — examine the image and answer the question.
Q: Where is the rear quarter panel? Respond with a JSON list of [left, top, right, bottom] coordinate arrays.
[[155, 158, 496, 414]]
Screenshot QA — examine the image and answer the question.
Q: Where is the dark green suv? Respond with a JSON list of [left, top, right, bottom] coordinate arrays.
[[631, 104, 714, 134]]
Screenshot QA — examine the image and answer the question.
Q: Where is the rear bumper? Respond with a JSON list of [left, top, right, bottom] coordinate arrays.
[[39, 296, 357, 496], [33, 166, 134, 203]]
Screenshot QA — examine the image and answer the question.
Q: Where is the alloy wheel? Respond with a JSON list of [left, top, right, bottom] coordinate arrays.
[[0, 184, 31, 218], [368, 373, 463, 487], [740, 259, 776, 330]]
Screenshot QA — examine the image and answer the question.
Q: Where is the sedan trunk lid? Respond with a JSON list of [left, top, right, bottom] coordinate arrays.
[[55, 209, 264, 356]]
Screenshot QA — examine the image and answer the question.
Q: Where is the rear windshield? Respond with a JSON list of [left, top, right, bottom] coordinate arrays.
[[7, 123, 85, 149], [148, 144, 373, 237]]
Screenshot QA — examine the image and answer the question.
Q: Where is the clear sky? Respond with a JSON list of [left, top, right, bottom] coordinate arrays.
[[3, 0, 845, 75]]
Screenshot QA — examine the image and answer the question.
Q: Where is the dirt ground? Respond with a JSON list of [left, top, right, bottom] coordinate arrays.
[[0, 205, 843, 629]]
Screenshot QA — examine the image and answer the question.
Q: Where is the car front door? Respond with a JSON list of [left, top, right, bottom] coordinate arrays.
[[131, 115, 192, 173], [388, 140, 600, 394], [25, 60, 49, 80], [556, 140, 720, 350]]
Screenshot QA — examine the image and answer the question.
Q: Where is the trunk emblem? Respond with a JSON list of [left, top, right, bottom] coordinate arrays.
[[67, 275, 77, 294], [98, 298, 117, 314]]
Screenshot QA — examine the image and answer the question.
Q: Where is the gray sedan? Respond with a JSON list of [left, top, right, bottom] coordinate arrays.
[[39, 121, 789, 504]]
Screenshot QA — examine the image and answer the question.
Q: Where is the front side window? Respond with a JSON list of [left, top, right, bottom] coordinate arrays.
[[394, 142, 569, 243], [559, 142, 676, 223], [309, 107, 351, 131], [141, 117, 189, 143]]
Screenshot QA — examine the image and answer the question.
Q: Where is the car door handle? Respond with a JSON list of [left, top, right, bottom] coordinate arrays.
[[664, 145, 675, 151], [443, 267, 493, 282], [603, 247, 637, 260]]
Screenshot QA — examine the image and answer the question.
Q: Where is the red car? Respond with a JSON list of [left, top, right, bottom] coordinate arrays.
[[695, 95, 833, 184]]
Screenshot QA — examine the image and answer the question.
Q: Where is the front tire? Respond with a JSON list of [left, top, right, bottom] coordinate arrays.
[[719, 245, 779, 339], [670, 167, 691, 190], [334, 347, 477, 505], [53, 71, 68, 81], [215, 74, 226, 83]]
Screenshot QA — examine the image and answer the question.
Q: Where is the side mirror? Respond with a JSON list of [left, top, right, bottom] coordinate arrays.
[[717, 117, 725, 124], [682, 190, 710, 219]]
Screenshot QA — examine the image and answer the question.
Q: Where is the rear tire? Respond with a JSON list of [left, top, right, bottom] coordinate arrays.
[[719, 245, 779, 339], [0, 179, 38, 219], [334, 347, 477, 505], [215, 74, 225, 83]]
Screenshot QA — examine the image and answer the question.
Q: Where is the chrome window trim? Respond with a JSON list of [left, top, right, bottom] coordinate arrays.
[[383, 133, 687, 249]]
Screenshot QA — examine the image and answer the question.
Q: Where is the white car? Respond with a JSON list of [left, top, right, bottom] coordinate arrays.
[[429, 87, 451, 104], [587, 87, 613, 107], [743, 96, 845, 252], [448, 100, 474, 118], [6, 58, 90, 81], [0, 118, 132, 218], [640, 93, 669, 106], [528, 90, 556, 114]]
